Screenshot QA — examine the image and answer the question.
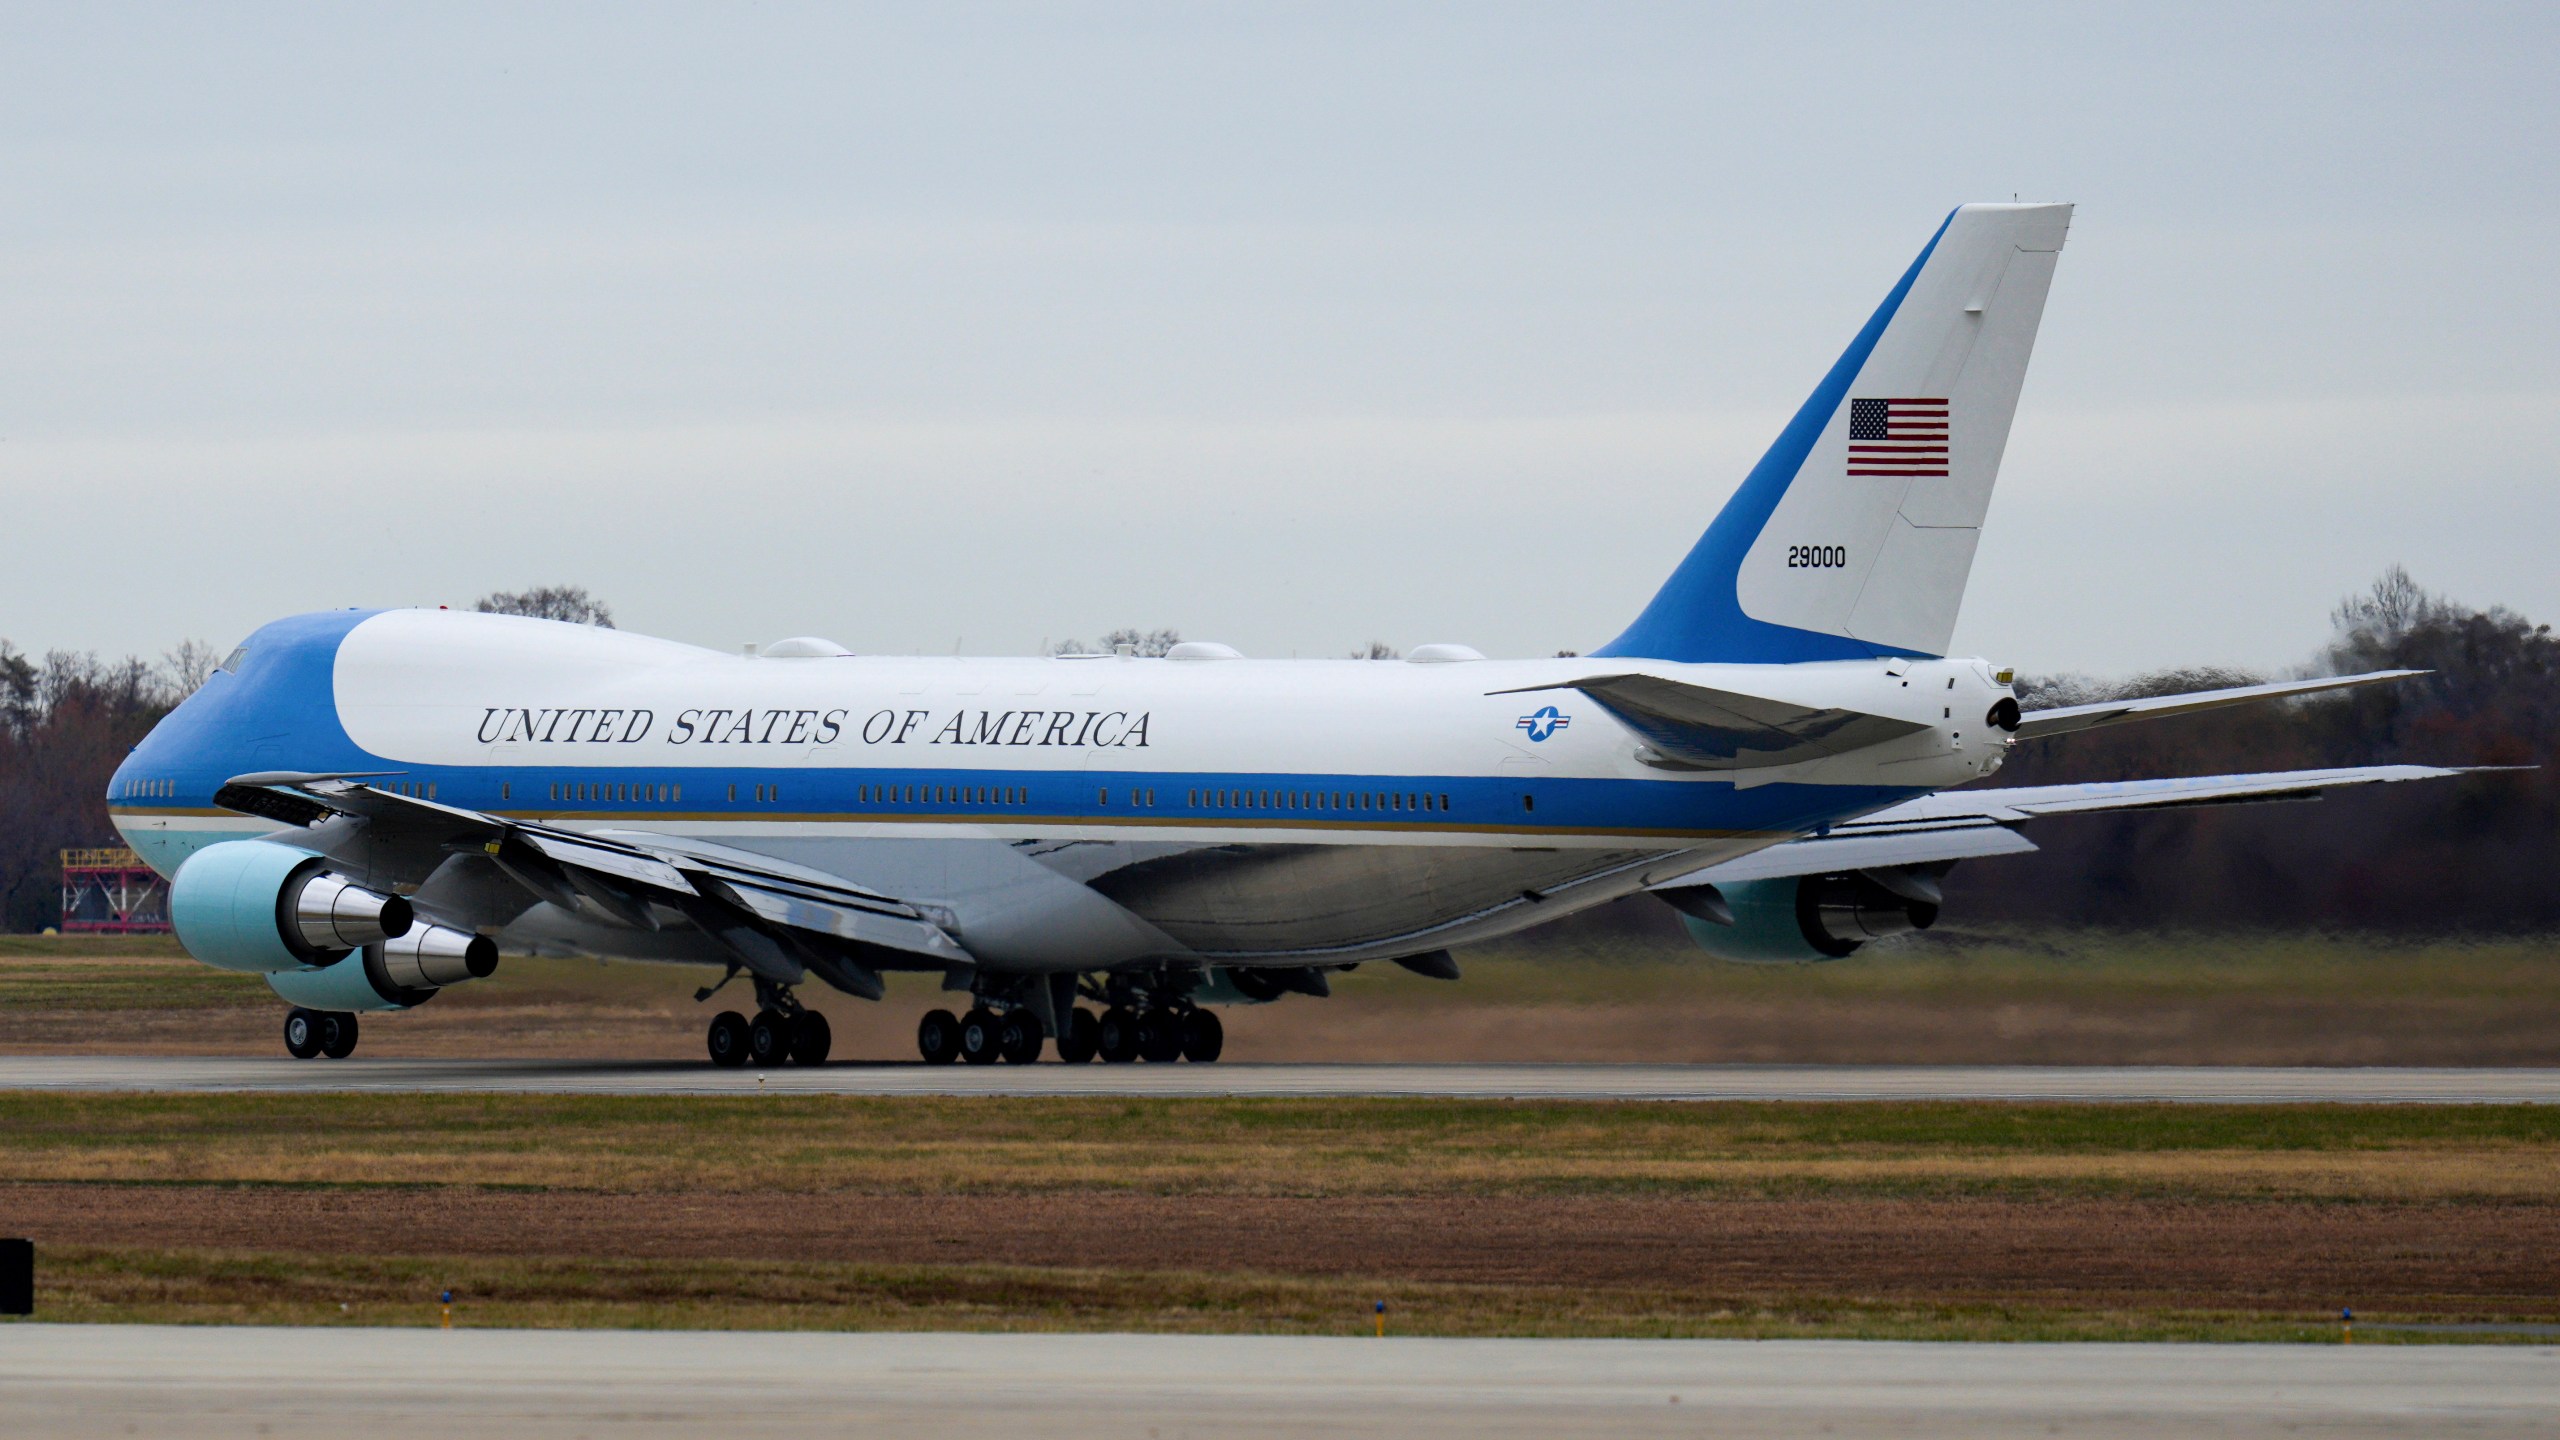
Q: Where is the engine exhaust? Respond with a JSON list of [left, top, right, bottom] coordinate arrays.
[[375, 923, 499, 989], [288, 871, 414, 951]]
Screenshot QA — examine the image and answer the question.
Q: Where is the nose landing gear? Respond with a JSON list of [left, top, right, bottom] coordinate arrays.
[[282, 1007, 359, 1060]]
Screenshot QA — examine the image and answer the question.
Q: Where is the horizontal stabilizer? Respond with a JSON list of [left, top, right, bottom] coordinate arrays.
[[1492, 674, 1927, 770], [2013, 671, 2424, 741]]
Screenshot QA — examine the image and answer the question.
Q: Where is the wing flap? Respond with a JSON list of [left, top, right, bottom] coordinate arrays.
[[1659, 825, 2038, 889]]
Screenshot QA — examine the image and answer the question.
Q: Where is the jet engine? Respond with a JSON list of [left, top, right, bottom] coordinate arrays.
[[266, 923, 499, 1013], [170, 841, 414, 973], [1674, 873, 1938, 963], [170, 840, 497, 1011]]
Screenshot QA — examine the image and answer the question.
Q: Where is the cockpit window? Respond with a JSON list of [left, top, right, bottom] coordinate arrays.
[[217, 647, 247, 673]]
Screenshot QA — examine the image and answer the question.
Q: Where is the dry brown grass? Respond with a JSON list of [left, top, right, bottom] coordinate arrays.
[[27, 1244, 2391, 1342], [7, 1092, 2560, 1200], [10, 1093, 2560, 1338]]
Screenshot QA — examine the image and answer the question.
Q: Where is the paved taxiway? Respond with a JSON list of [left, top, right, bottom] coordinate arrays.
[[5, 1326, 2554, 1438], [5, 1055, 2560, 1101]]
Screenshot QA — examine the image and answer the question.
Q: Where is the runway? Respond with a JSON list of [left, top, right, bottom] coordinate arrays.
[[2, 1325, 2553, 1438], [5, 1055, 2560, 1101]]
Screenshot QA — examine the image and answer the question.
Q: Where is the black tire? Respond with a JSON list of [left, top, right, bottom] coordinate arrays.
[[917, 1009, 962, 1065], [748, 1010, 790, 1067], [998, 1011, 1043, 1064], [317, 1011, 359, 1060], [1136, 1010, 1185, 1063], [1097, 1006, 1139, 1063], [283, 1008, 322, 1060], [1181, 1008, 1225, 1063], [1056, 1008, 1101, 1064], [958, 1007, 1001, 1065], [706, 1010, 751, 1067], [788, 1010, 833, 1067]]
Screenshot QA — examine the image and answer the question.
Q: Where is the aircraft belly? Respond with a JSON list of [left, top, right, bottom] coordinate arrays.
[[631, 827, 1701, 968], [1074, 841, 1670, 956], [647, 831, 1175, 972]]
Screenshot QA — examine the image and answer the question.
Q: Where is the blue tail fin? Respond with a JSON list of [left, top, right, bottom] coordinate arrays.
[[1595, 203, 2072, 664]]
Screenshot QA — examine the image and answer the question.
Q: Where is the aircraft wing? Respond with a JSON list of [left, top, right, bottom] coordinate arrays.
[[1491, 674, 1928, 769], [212, 772, 971, 993], [2011, 670, 2424, 741], [1651, 763, 2478, 890]]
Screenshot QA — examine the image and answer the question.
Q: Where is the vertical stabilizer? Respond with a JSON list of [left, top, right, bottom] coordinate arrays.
[[1596, 203, 2071, 663]]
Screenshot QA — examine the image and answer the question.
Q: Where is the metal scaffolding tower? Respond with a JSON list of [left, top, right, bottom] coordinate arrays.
[[59, 848, 170, 934]]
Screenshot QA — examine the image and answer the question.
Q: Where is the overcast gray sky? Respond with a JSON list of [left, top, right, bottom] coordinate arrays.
[[4, 3, 2553, 675]]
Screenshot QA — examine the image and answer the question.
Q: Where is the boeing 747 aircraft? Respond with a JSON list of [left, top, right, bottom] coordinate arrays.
[[111, 203, 2463, 1065]]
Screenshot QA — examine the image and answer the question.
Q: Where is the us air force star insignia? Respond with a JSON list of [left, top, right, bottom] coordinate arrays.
[[1516, 706, 1571, 743]]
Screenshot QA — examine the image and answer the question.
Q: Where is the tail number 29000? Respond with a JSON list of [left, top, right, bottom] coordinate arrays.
[[1786, 545, 1847, 569]]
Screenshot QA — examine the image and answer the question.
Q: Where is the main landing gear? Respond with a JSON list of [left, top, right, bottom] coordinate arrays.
[[1096, 1004, 1221, 1064], [914, 981, 1221, 1065], [282, 1007, 360, 1060], [915, 1006, 1046, 1065], [706, 976, 831, 1068]]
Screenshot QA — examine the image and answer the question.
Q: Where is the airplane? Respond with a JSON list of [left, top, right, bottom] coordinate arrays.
[[109, 202, 2472, 1066]]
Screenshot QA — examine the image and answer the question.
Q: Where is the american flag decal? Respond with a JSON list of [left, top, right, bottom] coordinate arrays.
[[1847, 397, 1948, 477]]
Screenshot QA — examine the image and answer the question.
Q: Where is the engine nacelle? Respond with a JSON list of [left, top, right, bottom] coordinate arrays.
[[1678, 874, 1938, 964], [170, 841, 414, 974], [264, 923, 498, 1013]]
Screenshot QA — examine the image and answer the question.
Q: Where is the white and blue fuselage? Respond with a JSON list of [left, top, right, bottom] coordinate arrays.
[[110, 606, 2014, 971]]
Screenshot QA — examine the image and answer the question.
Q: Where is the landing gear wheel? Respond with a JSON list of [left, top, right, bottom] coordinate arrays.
[[283, 1008, 322, 1060], [706, 1010, 751, 1067], [1181, 1009, 1224, 1063], [1056, 1007, 1101, 1064], [917, 1009, 961, 1065], [748, 1009, 791, 1067], [958, 1007, 1001, 1065], [1136, 1010, 1185, 1063], [997, 1011, 1043, 1064], [788, 1010, 832, 1067], [317, 1011, 359, 1060], [1097, 1006, 1139, 1063]]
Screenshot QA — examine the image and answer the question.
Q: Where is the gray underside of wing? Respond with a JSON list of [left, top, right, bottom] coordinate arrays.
[[1649, 763, 2475, 890], [212, 775, 972, 970]]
